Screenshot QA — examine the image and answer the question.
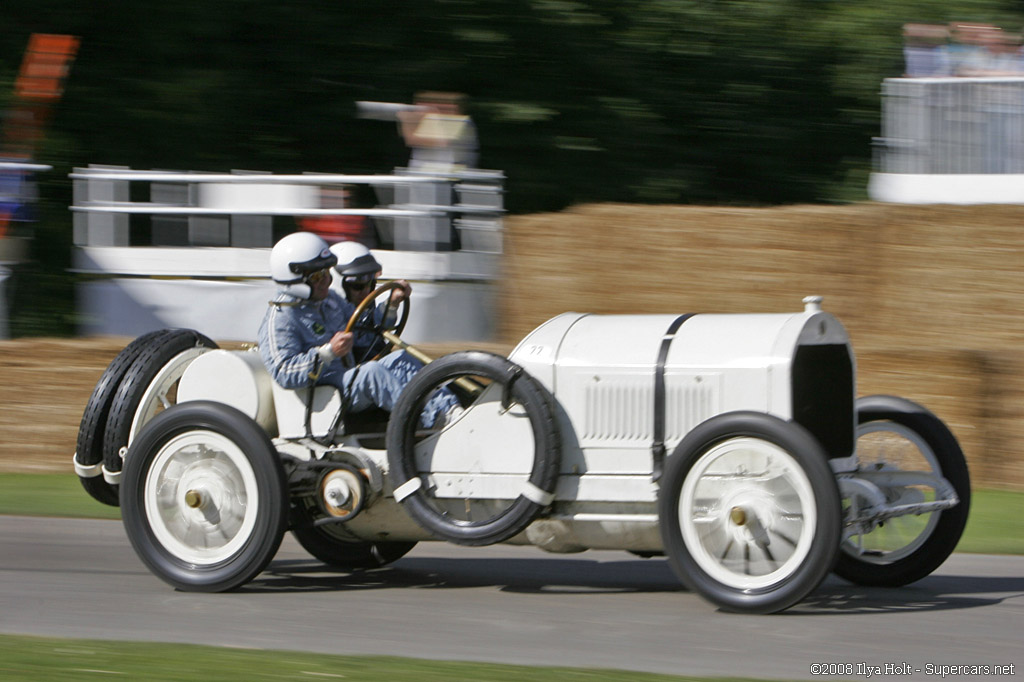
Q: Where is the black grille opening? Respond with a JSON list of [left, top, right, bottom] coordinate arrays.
[[791, 344, 854, 459]]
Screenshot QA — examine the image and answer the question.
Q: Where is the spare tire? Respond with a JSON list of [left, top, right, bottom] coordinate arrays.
[[386, 351, 561, 546], [75, 329, 172, 506], [102, 329, 217, 480]]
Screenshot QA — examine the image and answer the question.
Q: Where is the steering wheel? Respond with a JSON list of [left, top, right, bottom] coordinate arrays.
[[343, 281, 410, 364]]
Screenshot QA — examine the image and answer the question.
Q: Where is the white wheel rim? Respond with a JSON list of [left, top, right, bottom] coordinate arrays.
[[129, 348, 209, 445], [679, 437, 818, 591], [144, 430, 259, 566], [843, 421, 942, 563]]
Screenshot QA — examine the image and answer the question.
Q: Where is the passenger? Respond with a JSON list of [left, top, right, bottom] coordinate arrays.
[[258, 232, 459, 426]]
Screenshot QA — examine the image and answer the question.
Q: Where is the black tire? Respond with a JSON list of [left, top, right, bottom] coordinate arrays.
[[78, 475, 122, 508], [386, 351, 561, 546], [659, 412, 842, 614], [120, 401, 288, 592], [292, 514, 417, 569], [103, 329, 217, 477], [834, 395, 971, 587], [75, 329, 171, 506]]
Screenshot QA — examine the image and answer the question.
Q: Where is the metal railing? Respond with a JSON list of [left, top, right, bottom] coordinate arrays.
[[0, 162, 53, 172], [70, 166, 505, 253], [874, 77, 1024, 174], [69, 165, 506, 340]]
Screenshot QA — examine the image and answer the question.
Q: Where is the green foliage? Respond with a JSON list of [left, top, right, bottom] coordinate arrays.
[[2, 0, 1024, 338], [3, 0, 1024, 212], [1, 0, 1020, 335]]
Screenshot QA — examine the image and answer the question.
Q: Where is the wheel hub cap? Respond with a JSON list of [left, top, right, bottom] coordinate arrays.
[[144, 431, 259, 566]]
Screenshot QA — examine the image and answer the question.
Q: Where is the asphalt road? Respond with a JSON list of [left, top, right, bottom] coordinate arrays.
[[1, 515, 1021, 680]]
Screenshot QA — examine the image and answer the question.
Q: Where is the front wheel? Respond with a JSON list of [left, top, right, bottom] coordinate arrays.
[[120, 401, 288, 592], [659, 412, 841, 614], [834, 395, 971, 587]]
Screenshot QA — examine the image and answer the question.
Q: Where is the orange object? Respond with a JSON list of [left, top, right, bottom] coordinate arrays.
[[299, 215, 374, 245], [3, 34, 80, 158], [14, 34, 80, 102]]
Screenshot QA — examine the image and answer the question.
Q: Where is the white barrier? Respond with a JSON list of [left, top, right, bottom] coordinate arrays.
[[70, 166, 505, 342], [870, 77, 1024, 203], [868, 172, 1024, 204]]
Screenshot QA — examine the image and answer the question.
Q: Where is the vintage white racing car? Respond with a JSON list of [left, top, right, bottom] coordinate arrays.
[[73, 291, 970, 614]]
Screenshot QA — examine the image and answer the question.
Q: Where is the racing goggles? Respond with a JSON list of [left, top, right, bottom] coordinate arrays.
[[290, 252, 337, 276], [342, 273, 377, 291], [305, 269, 331, 285]]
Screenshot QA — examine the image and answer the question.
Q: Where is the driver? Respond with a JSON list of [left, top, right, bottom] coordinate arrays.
[[330, 240, 399, 361], [257, 232, 458, 426]]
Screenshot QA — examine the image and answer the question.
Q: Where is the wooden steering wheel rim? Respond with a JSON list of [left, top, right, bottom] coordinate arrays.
[[342, 281, 410, 361]]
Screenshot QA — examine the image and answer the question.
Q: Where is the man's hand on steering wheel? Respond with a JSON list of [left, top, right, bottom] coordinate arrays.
[[343, 281, 411, 365], [388, 279, 412, 305], [328, 331, 354, 358]]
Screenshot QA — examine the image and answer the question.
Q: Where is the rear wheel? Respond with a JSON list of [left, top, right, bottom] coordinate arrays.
[[290, 464, 417, 569], [659, 412, 841, 614], [120, 402, 287, 592], [834, 395, 970, 587], [292, 516, 416, 569]]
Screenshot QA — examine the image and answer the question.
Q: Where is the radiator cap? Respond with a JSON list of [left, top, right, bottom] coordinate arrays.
[[803, 295, 823, 313]]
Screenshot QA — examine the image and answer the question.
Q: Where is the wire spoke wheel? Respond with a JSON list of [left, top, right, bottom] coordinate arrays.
[[843, 421, 941, 562], [834, 395, 970, 587]]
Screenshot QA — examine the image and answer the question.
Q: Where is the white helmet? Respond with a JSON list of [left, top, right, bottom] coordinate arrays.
[[330, 241, 381, 277], [269, 232, 337, 299]]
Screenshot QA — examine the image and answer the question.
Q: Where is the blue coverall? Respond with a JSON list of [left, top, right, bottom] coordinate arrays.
[[257, 290, 457, 426]]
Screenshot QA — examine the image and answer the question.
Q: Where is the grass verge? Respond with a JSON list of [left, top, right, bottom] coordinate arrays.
[[0, 472, 121, 520], [953, 488, 1024, 555], [0, 473, 1021, 555], [0, 634, 741, 682]]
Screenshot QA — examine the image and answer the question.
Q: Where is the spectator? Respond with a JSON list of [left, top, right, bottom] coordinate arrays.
[[903, 23, 952, 77], [396, 91, 478, 172], [957, 26, 1022, 75], [948, 23, 1006, 76]]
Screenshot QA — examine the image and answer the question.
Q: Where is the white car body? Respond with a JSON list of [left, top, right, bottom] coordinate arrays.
[[88, 295, 967, 613], [175, 297, 853, 554]]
